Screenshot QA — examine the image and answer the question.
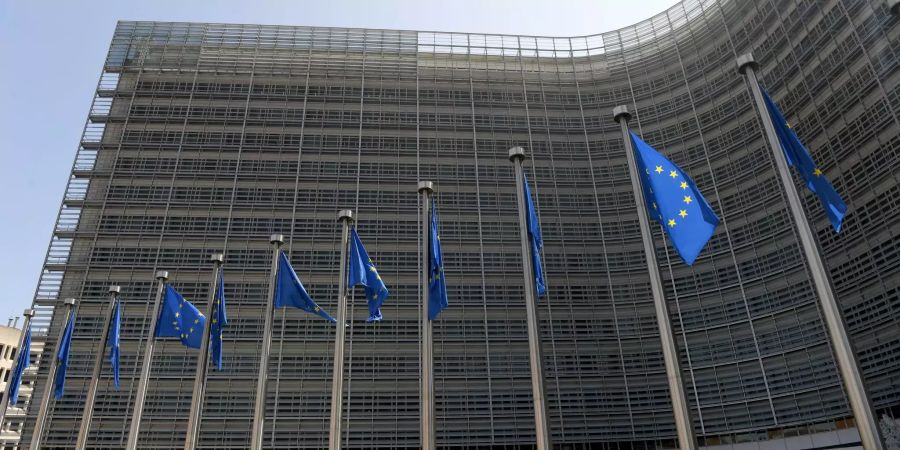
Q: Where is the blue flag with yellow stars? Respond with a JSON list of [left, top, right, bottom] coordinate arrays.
[[9, 325, 31, 404], [524, 174, 547, 296], [428, 199, 449, 320], [274, 251, 336, 322], [631, 131, 720, 265], [108, 297, 121, 388], [210, 269, 228, 370], [154, 284, 206, 349], [54, 309, 76, 399], [761, 87, 848, 232], [348, 227, 390, 322]]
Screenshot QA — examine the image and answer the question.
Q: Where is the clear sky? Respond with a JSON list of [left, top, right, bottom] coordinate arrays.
[[0, 0, 678, 323]]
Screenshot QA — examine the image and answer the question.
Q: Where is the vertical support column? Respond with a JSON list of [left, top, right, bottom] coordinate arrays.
[[613, 106, 697, 450], [251, 236, 284, 450], [0, 308, 35, 430], [75, 286, 120, 450], [30, 297, 77, 450], [508, 147, 551, 450], [737, 53, 884, 450], [126, 271, 168, 450], [329, 210, 354, 450], [417, 181, 435, 450], [184, 254, 224, 450]]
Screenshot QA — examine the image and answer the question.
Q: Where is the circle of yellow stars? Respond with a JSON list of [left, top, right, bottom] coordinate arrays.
[[650, 164, 693, 228]]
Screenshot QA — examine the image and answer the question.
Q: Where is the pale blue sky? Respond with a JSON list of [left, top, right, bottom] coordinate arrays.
[[0, 0, 677, 322]]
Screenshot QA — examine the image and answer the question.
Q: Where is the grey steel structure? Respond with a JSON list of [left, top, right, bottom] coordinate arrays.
[[14, 0, 900, 448]]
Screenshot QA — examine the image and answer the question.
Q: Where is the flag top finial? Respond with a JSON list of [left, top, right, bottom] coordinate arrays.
[[156, 270, 169, 280], [108, 285, 121, 294], [210, 253, 224, 263], [613, 105, 631, 123], [63, 298, 77, 306], [418, 181, 434, 194], [508, 146, 526, 162], [338, 209, 354, 222], [269, 234, 284, 245], [737, 53, 758, 74]]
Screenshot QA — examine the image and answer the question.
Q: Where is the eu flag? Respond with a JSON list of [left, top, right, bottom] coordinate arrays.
[[108, 297, 121, 389], [523, 174, 546, 296], [54, 310, 76, 399], [428, 199, 448, 320], [9, 325, 31, 404], [154, 285, 206, 349], [274, 251, 336, 322], [761, 87, 848, 232], [348, 227, 389, 322], [631, 132, 720, 265], [210, 269, 228, 370]]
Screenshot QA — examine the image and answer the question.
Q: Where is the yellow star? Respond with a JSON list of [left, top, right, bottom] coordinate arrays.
[[813, 168, 823, 176], [652, 202, 657, 210], [655, 165, 663, 174], [314, 305, 321, 312], [669, 170, 678, 178], [175, 311, 180, 318], [683, 195, 693, 205], [667, 218, 676, 227], [179, 302, 184, 308], [194, 319, 200, 324], [786, 122, 792, 129], [189, 327, 194, 333], [680, 181, 688, 189], [679, 209, 688, 218], [212, 318, 217, 324], [645, 168, 650, 175]]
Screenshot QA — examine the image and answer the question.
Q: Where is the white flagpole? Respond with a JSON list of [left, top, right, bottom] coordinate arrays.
[[30, 297, 77, 450], [508, 147, 551, 450], [328, 210, 354, 450], [184, 254, 224, 450], [737, 53, 884, 450], [75, 286, 120, 450], [126, 271, 168, 450], [250, 236, 284, 449], [417, 181, 435, 450]]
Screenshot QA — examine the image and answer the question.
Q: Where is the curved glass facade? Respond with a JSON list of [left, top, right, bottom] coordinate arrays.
[[19, 0, 900, 448]]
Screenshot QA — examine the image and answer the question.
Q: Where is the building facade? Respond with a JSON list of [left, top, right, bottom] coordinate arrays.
[[14, 0, 900, 448]]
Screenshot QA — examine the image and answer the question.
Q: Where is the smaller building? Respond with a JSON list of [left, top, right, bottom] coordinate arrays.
[[0, 322, 30, 450]]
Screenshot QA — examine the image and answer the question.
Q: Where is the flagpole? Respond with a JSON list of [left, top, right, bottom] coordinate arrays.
[[184, 254, 224, 450], [737, 53, 884, 450], [126, 271, 168, 450], [0, 308, 34, 432], [613, 107, 698, 450], [329, 209, 354, 450], [251, 235, 284, 450], [75, 286, 120, 450], [417, 181, 435, 450], [29, 297, 77, 450], [508, 148, 551, 450]]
